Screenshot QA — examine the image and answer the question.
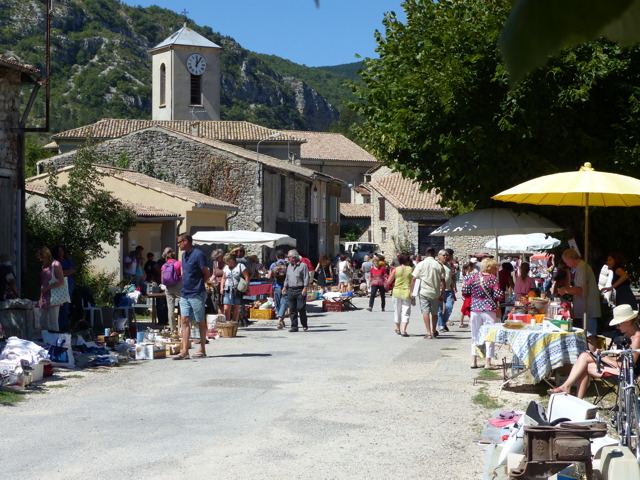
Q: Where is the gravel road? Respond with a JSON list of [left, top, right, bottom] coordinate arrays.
[[0, 295, 535, 480]]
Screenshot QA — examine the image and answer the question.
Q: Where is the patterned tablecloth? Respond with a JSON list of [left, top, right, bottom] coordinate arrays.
[[476, 324, 588, 383]]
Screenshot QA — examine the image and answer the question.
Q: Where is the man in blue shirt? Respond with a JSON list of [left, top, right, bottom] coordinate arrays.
[[175, 233, 210, 360]]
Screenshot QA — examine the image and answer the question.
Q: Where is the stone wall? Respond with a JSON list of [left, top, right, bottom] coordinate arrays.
[[0, 68, 21, 261], [445, 235, 495, 263]]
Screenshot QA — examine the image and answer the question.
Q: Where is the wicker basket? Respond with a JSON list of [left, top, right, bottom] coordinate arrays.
[[250, 308, 275, 320], [217, 321, 239, 338]]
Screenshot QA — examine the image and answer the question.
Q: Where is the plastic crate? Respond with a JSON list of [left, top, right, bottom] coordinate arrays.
[[250, 308, 275, 320], [322, 301, 343, 312]]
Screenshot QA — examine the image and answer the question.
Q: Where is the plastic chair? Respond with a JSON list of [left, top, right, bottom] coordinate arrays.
[[81, 298, 103, 328]]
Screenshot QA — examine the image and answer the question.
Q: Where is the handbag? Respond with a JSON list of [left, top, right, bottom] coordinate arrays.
[[237, 277, 248, 293], [48, 264, 70, 306]]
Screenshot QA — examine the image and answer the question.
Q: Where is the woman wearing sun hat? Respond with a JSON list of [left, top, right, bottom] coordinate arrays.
[[548, 304, 640, 398]]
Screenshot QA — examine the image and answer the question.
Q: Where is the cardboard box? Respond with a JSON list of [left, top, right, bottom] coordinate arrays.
[[164, 343, 181, 355], [135, 344, 167, 360]]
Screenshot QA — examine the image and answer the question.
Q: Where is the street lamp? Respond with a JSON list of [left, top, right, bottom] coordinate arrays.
[[256, 132, 282, 186]]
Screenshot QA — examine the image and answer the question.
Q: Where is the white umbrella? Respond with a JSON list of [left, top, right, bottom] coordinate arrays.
[[430, 208, 563, 259], [484, 233, 561, 252], [192, 230, 297, 248]]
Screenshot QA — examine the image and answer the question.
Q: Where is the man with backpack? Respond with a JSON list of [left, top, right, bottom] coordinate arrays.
[[268, 250, 289, 329]]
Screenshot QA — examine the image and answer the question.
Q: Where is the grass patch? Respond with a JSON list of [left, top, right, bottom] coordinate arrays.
[[0, 389, 27, 403], [65, 374, 84, 379], [473, 383, 503, 409], [440, 347, 456, 351], [46, 384, 67, 389], [478, 369, 499, 380]]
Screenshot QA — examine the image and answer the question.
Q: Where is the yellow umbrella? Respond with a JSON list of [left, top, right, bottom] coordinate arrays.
[[492, 162, 640, 263]]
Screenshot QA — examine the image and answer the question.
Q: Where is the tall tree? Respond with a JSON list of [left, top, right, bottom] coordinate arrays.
[[352, 0, 640, 265]]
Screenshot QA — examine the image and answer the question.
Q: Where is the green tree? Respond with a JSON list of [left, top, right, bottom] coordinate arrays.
[[25, 147, 137, 297], [351, 0, 640, 264], [24, 136, 53, 178]]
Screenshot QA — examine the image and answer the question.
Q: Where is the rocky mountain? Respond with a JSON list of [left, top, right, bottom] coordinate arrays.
[[0, 0, 359, 133]]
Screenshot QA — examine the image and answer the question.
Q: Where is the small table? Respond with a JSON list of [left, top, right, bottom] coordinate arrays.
[[476, 324, 588, 385]]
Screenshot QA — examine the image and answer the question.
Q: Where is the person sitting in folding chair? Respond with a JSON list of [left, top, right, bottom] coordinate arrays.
[[548, 304, 640, 399]]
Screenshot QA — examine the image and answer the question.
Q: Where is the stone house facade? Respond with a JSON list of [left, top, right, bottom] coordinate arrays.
[[368, 167, 449, 257], [39, 126, 343, 262], [0, 57, 41, 282]]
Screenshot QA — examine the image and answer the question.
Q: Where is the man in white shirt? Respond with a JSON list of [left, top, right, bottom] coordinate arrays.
[[410, 247, 445, 339]]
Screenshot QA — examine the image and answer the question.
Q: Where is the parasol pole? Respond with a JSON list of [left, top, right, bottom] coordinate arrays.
[[584, 193, 589, 334], [495, 229, 499, 262]]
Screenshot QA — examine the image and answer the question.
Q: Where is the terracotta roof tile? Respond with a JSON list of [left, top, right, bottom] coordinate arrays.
[[287, 130, 378, 163], [52, 119, 305, 143], [369, 173, 447, 212], [0, 56, 41, 75], [340, 203, 372, 218], [121, 201, 181, 218]]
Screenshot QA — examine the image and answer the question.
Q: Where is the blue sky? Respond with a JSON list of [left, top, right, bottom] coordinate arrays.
[[122, 0, 407, 67]]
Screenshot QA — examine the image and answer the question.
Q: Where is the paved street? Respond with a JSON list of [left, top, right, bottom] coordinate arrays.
[[0, 296, 486, 480]]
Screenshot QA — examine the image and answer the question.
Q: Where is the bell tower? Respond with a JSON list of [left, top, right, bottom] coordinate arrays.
[[150, 24, 222, 121]]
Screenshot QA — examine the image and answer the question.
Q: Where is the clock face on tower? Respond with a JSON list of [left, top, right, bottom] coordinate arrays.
[[187, 53, 207, 75]]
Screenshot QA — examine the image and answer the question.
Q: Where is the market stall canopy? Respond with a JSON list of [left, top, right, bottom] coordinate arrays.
[[484, 233, 561, 252], [492, 162, 640, 263], [192, 230, 296, 248], [430, 208, 562, 237]]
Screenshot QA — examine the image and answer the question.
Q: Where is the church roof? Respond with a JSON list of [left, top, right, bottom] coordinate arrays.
[[52, 119, 305, 143], [151, 24, 222, 51]]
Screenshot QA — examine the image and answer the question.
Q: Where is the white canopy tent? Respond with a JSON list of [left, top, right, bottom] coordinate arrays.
[[192, 230, 297, 248], [484, 233, 561, 252]]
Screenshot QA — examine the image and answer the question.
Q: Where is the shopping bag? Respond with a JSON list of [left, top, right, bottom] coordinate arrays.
[[41, 331, 75, 368], [49, 266, 70, 306]]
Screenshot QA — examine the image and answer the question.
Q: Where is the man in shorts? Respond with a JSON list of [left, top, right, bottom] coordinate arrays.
[[174, 233, 210, 359], [411, 247, 445, 339]]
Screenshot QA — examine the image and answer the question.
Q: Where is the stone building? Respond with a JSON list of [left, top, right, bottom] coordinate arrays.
[[368, 167, 449, 257], [0, 56, 41, 281], [39, 126, 343, 261]]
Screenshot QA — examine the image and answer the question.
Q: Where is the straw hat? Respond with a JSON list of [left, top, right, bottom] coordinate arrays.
[[609, 304, 639, 326]]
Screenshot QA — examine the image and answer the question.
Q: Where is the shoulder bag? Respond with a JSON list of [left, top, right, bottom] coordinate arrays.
[[49, 263, 70, 306]]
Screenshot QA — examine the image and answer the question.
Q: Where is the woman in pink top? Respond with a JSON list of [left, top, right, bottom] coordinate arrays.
[[161, 248, 182, 330], [514, 262, 536, 299], [38, 246, 65, 331]]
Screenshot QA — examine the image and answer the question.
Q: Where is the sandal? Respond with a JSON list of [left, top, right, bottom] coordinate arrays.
[[277, 320, 285, 329], [400, 332, 409, 337], [192, 352, 207, 358], [173, 353, 190, 360], [459, 323, 468, 328], [395, 328, 401, 335], [424, 334, 434, 339]]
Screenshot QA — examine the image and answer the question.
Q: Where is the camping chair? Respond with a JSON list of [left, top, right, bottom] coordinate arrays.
[[81, 299, 103, 329]]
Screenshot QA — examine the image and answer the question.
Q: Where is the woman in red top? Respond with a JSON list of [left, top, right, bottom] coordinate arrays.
[[367, 257, 387, 312]]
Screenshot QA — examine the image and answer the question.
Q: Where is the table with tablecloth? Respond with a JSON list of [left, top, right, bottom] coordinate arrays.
[[476, 324, 588, 383], [247, 282, 273, 297]]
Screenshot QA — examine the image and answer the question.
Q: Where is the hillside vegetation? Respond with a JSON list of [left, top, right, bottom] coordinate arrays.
[[0, 0, 360, 134]]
